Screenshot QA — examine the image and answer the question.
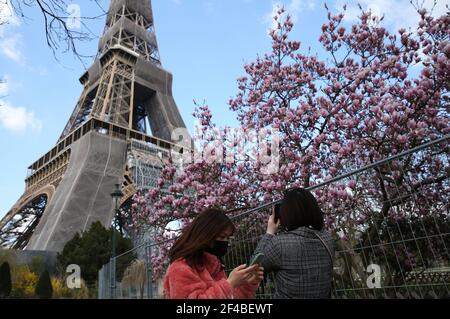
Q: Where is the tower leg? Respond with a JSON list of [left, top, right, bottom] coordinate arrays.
[[146, 92, 187, 142], [27, 131, 127, 252]]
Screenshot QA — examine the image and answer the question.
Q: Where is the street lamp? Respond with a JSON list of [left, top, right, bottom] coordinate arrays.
[[110, 183, 123, 298]]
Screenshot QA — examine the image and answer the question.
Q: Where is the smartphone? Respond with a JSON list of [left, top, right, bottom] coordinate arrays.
[[249, 253, 264, 266], [274, 203, 281, 223]]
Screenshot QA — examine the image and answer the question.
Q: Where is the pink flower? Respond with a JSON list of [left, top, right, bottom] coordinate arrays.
[[397, 135, 408, 144], [348, 180, 357, 189]]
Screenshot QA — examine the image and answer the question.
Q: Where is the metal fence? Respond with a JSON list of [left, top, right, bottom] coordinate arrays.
[[98, 239, 167, 299], [99, 135, 450, 299]]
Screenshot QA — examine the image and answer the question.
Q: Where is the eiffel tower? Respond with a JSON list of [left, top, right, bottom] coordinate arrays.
[[0, 0, 187, 252]]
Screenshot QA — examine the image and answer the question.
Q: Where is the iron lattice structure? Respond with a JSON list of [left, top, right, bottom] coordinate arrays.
[[0, 0, 188, 252]]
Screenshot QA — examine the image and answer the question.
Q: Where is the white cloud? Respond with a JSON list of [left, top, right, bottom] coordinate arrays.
[[290, 0, 316, 12], [0, 102, 43, 133], [266, 2, 282, 30], [335, 0, 449, 31], [265, 0, 317, 29], [0, 0, 19, 28], [0, 33, 25, 64], [0, 1, 25, 64]]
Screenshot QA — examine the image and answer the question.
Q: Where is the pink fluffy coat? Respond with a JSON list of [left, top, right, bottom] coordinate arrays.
[[164, 253, 259, 299]]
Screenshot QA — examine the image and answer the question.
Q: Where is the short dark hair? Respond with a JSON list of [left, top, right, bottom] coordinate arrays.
[[168, 208, 235, 269], [279, 188, 324, 231]]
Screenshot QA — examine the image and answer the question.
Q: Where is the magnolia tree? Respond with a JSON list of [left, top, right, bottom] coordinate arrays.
[[131, 6, 449, 281]]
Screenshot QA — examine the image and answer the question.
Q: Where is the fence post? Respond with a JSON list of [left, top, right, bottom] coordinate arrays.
[[110, 257, 116, 299], [146, 239, 153, 299]]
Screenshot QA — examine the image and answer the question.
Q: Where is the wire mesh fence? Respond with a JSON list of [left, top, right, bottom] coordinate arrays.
[[99, 135, 449, 299], [98, 239, 167, 299]]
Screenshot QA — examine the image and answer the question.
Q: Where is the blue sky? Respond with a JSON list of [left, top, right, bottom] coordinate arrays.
[[0, 0, 447, 219]]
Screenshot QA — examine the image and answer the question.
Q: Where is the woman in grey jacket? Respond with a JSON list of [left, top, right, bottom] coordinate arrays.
[[253, 188, 335, 299]]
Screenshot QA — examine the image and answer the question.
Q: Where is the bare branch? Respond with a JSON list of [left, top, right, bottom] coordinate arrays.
[[8, 0, 108, 65]]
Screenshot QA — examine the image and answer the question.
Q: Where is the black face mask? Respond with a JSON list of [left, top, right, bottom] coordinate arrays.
[[206, 240, 229, 258]]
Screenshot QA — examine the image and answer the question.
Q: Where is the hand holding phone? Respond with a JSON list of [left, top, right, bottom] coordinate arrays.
[[273, 203, 281, 223], [249, 253, 264, 266]]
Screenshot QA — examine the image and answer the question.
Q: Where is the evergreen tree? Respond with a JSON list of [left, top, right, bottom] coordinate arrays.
[[57, 221, 135, 286]]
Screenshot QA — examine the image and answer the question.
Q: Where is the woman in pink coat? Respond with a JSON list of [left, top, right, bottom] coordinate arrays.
[[164, 209, 264, 299]]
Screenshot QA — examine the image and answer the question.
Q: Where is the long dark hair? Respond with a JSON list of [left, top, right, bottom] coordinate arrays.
[[280, 188, 324, 231], [168, 208, 235, 269]]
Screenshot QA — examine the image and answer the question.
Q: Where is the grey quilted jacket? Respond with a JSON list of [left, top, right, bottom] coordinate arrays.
[[253, 226, 335, 299]]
